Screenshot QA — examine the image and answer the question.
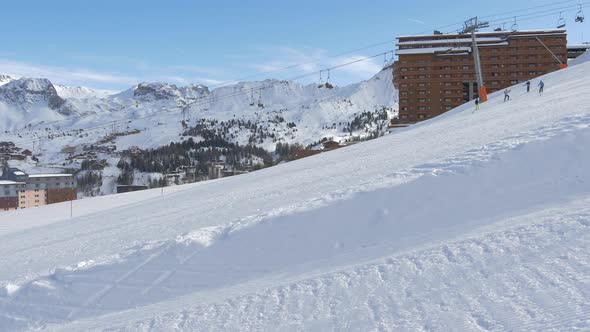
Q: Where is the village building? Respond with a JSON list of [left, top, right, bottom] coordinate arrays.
[[567, 43, 590, 60], [117, 185, 148, 194], [0, 168, 77, 209], [0, 180, 26, 211], [208, 162, 225, 179], [392, 29, 567, 124], [27, 174, 76, 204]]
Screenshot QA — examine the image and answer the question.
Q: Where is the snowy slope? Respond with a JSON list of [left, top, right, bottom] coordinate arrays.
[[570, 49, 590, 66], [1, 62, 590, 331]]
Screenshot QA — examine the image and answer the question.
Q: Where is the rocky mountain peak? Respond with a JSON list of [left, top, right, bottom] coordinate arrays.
[[0, 77, 65, 110]]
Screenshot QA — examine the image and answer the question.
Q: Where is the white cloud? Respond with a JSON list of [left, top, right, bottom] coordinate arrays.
[[408, 18, 426, 24], [241, 46, 383, 86], [0, 58, 229, 90], [0, 59, 138, 89]]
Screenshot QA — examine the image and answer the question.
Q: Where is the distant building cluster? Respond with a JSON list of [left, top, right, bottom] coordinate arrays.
[[0, 167, 76, 211]]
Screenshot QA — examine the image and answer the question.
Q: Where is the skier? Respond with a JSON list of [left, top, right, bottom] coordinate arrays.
[[538, 80, 545, 95], [475, 98, 480, 110], [504, 89, 511, 102], [525, 81, 531, 93]]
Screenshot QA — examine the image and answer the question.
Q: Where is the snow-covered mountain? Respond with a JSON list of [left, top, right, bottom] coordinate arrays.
[[1, 59, 589, 331], [0, 74, 14, 86], [0, 77, 65, 110], [0, 69, 397, 195]]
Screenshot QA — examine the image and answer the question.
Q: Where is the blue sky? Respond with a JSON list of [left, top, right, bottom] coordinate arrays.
[[1, 0, 587, 91]]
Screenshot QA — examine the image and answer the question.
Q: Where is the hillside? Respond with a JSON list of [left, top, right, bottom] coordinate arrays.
[[0, 57, 589, 330]]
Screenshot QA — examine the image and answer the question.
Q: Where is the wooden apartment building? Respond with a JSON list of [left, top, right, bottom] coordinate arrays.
[[392, 29, 567, 123]]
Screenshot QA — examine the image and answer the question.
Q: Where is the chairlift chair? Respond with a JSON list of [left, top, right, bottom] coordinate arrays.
[[317, 70, 324, 88], [249, 89, 255, 106], [557, 12, 566, 28], [511, 17, 519, 32], [324, 70, 334, 89], [575, 5, 585, 23]]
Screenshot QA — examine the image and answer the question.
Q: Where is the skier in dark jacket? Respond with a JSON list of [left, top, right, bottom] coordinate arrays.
[[538, 80, 545, 94], [475, 98, 480, 110], [525, 81, 531, 92], [504, 89, 511, 102]]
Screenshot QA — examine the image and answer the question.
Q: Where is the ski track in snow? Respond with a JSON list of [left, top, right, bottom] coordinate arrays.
[[0, 62, 590, 330]]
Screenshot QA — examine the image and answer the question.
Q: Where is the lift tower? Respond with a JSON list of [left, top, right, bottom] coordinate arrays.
[[462, 17, 490, 102]]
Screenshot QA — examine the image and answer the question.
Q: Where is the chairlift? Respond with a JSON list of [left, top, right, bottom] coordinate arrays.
[[557, 12, 566, 29], [575, 5, 585, 23], [249, 89, 255, 106], [511, 17, 519, 32], [324, 70, 334, 89], [257, 87, 264, 108]]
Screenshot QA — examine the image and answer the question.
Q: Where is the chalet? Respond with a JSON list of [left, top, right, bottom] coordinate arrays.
[[322, 140, 344, 150], [117, 185, 148, 194]]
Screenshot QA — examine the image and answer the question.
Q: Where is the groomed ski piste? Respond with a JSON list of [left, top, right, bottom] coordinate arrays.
[[1, 57, 590, 331]]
